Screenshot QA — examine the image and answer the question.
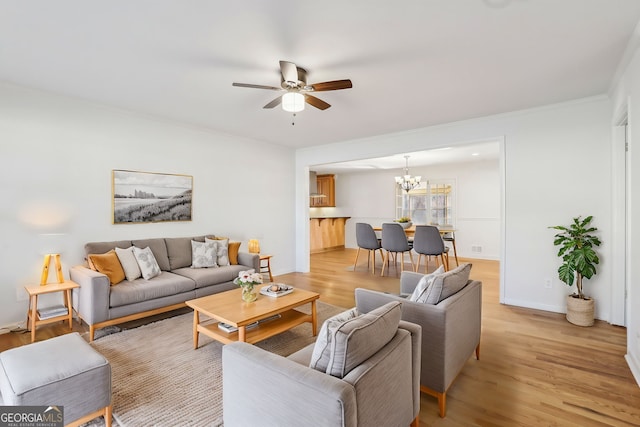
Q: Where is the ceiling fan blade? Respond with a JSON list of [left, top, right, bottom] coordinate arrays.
[[305, 94, 331, 110], [311, 79, 353, 91], [280, 61, 299, 84], [263, 96, 282, 109], [232, 82, 281, 91]]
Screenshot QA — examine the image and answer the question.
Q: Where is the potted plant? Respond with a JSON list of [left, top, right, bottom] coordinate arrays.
[[549, 215, 601, 326], [395, 216, 412, 229]]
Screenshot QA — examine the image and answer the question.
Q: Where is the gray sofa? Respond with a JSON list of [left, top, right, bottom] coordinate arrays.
[[222, 302, 422, 427], [70, 235, 259, 341], [355, 270, 481, 417]]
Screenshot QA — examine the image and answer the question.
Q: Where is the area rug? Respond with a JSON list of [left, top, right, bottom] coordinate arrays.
[[86, 301, 344, 427]]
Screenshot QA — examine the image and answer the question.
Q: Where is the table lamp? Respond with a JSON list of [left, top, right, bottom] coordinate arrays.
[[41, 253, 64, 285], [248, 239, 260, 254]]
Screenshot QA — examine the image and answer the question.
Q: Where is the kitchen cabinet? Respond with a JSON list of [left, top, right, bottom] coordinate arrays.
[[310, 174, 335, 207]]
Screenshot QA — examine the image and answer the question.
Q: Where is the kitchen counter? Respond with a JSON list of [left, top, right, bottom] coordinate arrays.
[[310, 217, 350, 253]]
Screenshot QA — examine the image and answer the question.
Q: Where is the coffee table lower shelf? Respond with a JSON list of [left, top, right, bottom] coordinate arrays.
[[197, 309, 312, 345]]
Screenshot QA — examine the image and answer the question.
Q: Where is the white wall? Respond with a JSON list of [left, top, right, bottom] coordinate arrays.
[[0, 83, 296, 328], [296, 96, 613, 322], [610, 36, 640, 384], [335, 158, 501, 260]]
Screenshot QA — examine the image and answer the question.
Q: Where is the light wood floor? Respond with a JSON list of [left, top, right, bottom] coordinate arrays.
[[2, 249, 639, 426]]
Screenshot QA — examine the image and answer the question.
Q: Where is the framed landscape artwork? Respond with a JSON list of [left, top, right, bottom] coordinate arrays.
[[112, 170, 193, 224]]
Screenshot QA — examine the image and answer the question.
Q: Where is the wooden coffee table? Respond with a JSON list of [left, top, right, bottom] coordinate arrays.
[[185, 287, 319, 348]]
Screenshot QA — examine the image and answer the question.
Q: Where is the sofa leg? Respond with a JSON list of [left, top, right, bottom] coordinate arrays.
[[476, 343, 480, 360], [410, 415, 419, 427], [89, 325, 96, 342], [421, 386, 447, 417]]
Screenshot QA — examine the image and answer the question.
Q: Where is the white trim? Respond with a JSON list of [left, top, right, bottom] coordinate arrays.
[[499, 136, 507, 305], [610, 101, 629, 326], [609, 19, 640, 96], [625, 354, 640, 386]]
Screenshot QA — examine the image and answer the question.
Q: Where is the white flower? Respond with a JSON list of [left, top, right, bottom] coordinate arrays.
[[234, 270, 263, 286]]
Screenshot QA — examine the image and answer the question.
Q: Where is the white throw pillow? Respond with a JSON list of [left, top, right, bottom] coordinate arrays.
[[191, 240, 218, 268], [115, 246, 142, 281], [132, 246, 161, 280], [309, 307, 359, 372], [409, 265, 445, 303], [205, 237, 229, 267]]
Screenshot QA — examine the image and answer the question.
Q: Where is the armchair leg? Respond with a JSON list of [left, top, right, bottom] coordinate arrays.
[[410, 415, 419, 427], [475, 343, 480, 360], [421, 385, 447, 417]]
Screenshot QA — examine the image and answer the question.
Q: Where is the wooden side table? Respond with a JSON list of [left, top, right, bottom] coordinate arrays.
[[259, 255, 274, 282], [24, 280, 79, 343]]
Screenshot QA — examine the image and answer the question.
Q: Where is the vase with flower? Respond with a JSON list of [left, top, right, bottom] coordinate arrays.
[[233, 270, 263, 302]]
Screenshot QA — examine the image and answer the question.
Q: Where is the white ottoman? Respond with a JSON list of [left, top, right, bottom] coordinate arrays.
[[0, 332, 112, 427]]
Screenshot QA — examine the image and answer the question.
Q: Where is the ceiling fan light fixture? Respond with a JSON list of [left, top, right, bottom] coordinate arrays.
[[282, 92, 305, 112]]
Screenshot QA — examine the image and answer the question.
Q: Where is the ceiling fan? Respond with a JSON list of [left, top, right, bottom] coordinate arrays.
[[232, 60, 352, 112]]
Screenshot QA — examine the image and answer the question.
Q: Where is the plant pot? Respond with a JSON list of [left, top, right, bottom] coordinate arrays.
[[398, 221, 412, 229], [566, 295, 594, 326]]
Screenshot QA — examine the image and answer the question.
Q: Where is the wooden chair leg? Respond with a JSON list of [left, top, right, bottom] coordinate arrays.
[[451, 239, 459, 266], [381, 251, 389, 276], [352, 248, 361, 271], [408, 250, 415, 271], [415, 254, 422, 272], [440, 254, 448, 271]]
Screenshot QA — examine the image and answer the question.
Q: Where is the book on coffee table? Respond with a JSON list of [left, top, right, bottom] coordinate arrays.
[[260, 284, 294, 297]]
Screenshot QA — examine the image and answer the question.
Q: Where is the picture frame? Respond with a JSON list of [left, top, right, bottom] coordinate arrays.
[[112, 170, 193, 224]]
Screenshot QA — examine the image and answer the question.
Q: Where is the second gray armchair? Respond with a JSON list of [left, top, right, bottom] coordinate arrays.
[[355, 266, 481, 418]]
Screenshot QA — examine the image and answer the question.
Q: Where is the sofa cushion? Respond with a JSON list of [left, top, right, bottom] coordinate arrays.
[[84, 240, 132, 258], [206, 237, 229, 266], [191, 240, 218, 268], [426, 263, 472, 304], [131, 238, 170, 271], [166, 237, 199, 270], [133, 246, 161, 280], [228, 242, 241, 265], [409, 265, 445, 303], [109, 271, 195, 307], [309, 307, 359, 372], [325, 301, 401, 378], [172, 265, 245, 288], [115, 246, 142, 281], [88, 250, 125, 285]]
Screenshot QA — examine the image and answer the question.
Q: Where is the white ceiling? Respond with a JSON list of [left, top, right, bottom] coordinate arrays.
[[1, 1, 639, 149]]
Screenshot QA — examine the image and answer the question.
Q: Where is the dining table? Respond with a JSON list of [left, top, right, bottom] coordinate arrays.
[[372, 225, 455, 237]]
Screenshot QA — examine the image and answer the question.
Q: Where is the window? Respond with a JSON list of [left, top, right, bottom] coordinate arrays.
[[395, 180, 455, 226]]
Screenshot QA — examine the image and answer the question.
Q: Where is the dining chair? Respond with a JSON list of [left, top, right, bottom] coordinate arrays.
[[412, 225, 449, 273], [353, 223, 383, 274], [441, 226, 459, 267], [381, 223, 414, 276]]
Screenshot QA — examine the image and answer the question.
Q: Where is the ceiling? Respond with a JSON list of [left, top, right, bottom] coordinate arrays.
[[312, 141, 500, 174], [1, 1, 639, 149]]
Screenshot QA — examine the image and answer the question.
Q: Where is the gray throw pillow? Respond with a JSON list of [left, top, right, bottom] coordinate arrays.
[[191, 240, 218, 269], [309, 308, 359, 372], [132, 246, 161, 280], [325, 301, 401, 378], [409, 265, 445, 303], [424, 263, 472, 304]]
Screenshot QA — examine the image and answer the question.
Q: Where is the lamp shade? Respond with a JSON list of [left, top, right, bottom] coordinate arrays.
[[248, 239, 260, 254], [282, 92, 305, 112]]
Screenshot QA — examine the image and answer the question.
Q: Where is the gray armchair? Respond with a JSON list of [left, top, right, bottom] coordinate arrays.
[[355, 271, 481, 417], [222, 308, 421, 427]]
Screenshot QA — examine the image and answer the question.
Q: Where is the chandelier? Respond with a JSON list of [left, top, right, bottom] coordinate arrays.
[[395, 155, 421, 192]]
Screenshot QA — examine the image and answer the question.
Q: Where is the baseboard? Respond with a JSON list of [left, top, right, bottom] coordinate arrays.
[[625, 354, 640, 387], [0, 321, 25, 335], [501, 298, 565, 314]]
